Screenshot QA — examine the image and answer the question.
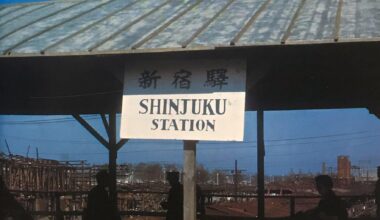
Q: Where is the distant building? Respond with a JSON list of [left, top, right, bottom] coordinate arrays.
[[351, 165, 377, 182], [322, 162, 327, 175], [337, 155, 351, 180]]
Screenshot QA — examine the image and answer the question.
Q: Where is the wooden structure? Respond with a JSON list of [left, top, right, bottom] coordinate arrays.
[[0, 153, 91, 191], [1, 0, 380, 219]]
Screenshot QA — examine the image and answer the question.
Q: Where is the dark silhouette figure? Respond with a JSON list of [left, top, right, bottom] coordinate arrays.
[[161, 171, 183, 220], [295, 175, 347, 220], [0, 175, 33, 220], [85, 170, 120, 220], [375, 166, 380, 217], [196, 184, 205, 217], [161, 172, 205, 220]]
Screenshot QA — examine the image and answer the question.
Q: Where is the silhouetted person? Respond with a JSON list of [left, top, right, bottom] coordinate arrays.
[[196, 184, 205, 217], [295, 175, 347, 220], [0, 175, 33, 220], [85, 170, 120, 220], [161, 171, 183, 220], [375, 166, 380, 217]]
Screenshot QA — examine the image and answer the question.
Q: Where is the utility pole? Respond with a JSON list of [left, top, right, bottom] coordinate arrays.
[[36, 147, 39, 160], [5, 139, 12, 156], [231, 159, 245, 202], [322, 162, 326, 174], [216, 172, 219, 186], [26, 145, 30, 158]]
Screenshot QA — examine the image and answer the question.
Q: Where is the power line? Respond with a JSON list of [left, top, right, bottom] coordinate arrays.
[[265, 130, 369, 142], [0, 115, 100, 125], [30, 90, 122, 99], [0, 129, 377, 145], [23, 137, 378, 157]]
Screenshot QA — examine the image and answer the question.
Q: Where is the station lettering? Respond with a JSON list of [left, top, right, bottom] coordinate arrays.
[[138, 98, 228, 132]]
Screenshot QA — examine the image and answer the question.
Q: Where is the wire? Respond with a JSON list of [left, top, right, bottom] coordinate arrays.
[[1, 129, 376, 145], [0, 115, 100, 125], [3, 132, 380, 157], [30, 90, 122, 99], [20, 134, 380, 158], [265, 130, 370, 142]]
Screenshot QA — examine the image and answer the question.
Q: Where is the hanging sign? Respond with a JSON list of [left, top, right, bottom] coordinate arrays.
[[120, 59, 246, 141]]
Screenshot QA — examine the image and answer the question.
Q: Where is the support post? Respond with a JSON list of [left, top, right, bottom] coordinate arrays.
[[73, 113, 129, 217], [257, 110, 265, 219], [183, 140, 197, 220], [234, 159, 238, 202], [108, 113, 118, 211], [55, 192, 63, 220], [290, 196, 295, 217]]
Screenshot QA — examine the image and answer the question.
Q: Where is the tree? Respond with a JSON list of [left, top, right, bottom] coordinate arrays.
[[197, 164, 210, 184], [133, 163, 163, 182]]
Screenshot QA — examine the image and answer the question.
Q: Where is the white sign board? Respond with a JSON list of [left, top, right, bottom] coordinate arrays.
[[120, 59, 246, 141]]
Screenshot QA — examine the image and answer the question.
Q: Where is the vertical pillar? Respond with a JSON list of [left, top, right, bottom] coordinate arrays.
[[290, 197, 295, 217], [183, 140, 197, 220], [234, 159, 238, 202], [55, 192, 63, 220], [257, 110, 265, 219], [108, 113, 118, 212]]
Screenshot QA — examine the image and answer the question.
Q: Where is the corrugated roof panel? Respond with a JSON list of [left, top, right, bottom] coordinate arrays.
[[0, 2, 77, 40], [140, 0, 229, 49], [340, 0, 380, 39], [238, 0, 301, 45], [287, 0, 339, 42], [0, 4, 24, 17], [96, 1, 189, 51], [0, 0, 379, 57], [0, 0, 106, 54], [48, 0, 166, 53], [12, 0, 136, 54], [189, 0, 265, 47], [0, 3, 48, 27]]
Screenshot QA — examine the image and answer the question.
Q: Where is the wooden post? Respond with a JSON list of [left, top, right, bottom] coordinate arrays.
[[109, 113, 118, 211], [290, 196, 295, 217], [257, 110, 265, 219], [73, 113, 129, 217], [55, 192, 63, 220], [183, 140, 197, 220], [234, 159, 238, 202]]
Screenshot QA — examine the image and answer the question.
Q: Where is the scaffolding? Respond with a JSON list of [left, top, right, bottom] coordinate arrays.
[[0, 153, 92, 191]]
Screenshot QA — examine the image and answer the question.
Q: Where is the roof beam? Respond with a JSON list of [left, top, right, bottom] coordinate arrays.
[[132, 0, 202, 50], [116, 139, 128, 151], [4, 0, 115, 55], [181, 0, 235, 48], [0, 3, 53, 27], [230, 0, 270, 46], [0, 1, 85, 42], [281, 0, 306, 44], [0, 4, 28, 18], [89, 0, 170, 52], [101, 113, 111, 140], [72, 114, 109, 149], [42, 0, 139, 53], [334, 0, 344, 42]]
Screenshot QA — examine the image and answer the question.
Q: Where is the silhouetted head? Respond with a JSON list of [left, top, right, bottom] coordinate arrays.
[[96, 170, 110, 187], [315, 175, 333, 196], [377, 166, 380, 178], [166, 171, 179, 186]]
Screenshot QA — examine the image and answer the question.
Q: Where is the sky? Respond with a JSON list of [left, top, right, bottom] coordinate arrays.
[[1, 0, 380, 176], [1, 109, 380, 176]]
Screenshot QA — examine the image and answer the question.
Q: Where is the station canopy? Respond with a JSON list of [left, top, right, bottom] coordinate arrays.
[[1, 0, 380, 115]]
